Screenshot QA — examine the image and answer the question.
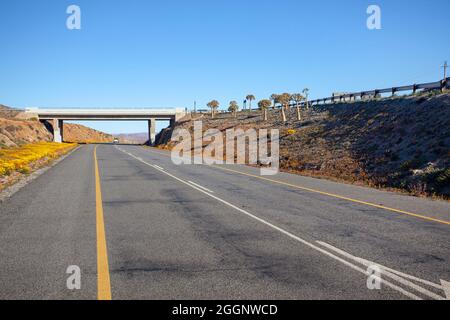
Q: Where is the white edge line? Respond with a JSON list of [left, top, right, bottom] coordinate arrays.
[[119, 148, 423, 300], [187, 181, 214, 193]]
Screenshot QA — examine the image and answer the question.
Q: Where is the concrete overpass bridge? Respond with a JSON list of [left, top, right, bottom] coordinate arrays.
[[25, 108, 186, 145]]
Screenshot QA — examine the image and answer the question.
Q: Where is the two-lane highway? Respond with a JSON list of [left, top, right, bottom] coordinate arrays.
[[0, 144, 449, 300]]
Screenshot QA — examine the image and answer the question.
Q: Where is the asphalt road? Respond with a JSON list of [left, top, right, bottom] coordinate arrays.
[[0, 144, 449, 300]]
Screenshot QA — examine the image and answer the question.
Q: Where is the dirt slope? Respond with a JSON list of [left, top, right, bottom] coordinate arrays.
[[0, 105, 22, 119], [63, 123, 113, 143], [158, 93, 450, 198], [0, 118, 53, 147]]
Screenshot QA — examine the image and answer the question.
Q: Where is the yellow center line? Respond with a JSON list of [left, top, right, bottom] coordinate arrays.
[[142, 146, 450, 227], [94, 146, 112, 300], [212, 165, 450, 227]]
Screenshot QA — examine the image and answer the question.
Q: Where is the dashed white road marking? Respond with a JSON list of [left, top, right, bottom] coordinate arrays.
[[115, 147, 449, 300], [187, 181, 214, 193]]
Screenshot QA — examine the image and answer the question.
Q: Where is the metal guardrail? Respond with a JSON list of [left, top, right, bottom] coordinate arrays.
[[303, 77, 449, 107]]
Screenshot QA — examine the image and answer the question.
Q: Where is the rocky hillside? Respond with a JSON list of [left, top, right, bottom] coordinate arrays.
[[0, 118, 52, 147], [0, 105, 114, 147], [63, 123, 113, 144], [0, 104, 22, 119], [158, 93, 450, 199]]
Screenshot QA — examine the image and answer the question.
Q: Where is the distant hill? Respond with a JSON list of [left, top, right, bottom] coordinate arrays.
[[114, 132, 148, 144], [157, 93, 450, 199]]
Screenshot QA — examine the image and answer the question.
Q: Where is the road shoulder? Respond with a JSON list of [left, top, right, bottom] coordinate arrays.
[[0, 145, 80, 203]]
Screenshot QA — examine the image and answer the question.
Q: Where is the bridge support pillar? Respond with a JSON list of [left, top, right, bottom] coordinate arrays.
[[53, 119, 64, 143], [148, 119, 156, 146]]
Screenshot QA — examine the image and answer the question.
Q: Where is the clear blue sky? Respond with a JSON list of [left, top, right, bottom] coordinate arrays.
[[0, 0, 448, 134]]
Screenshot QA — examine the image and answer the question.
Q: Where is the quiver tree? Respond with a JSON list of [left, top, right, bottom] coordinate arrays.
[[258, 99, 272, 121], [228, 101, 239, 118], [278, 93, 291, 123], [291, 93, 304, 121], [207, 100, 220, 118], [303, 88, 310, 110], [246, 94, 255, 111]]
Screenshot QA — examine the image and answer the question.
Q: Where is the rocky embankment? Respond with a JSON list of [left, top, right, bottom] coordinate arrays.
[[157, 93, 450, 199]]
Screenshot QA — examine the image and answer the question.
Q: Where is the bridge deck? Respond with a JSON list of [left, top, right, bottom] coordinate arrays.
[[26, 108, 184, 120]]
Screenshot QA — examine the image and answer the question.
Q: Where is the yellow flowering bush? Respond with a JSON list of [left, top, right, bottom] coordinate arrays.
[[287, 129, 297, 135], [0, 142, 76, 176]]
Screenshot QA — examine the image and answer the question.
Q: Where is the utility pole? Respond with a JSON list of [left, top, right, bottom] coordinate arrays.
[[194, 101, 197, 113], [442, 61, 448, 80]]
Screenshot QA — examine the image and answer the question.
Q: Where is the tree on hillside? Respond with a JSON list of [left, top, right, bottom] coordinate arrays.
[[270, 94, 279, 110], [207, 100, 220, 118], [291, 93, 304, 121], [302, 88, 310, 110], [287, 94, 293, 110], [278, 93, 291, 123], [228, 101, 239, 118], [258, 99, 272, 121], [246, 95, 255, 111]]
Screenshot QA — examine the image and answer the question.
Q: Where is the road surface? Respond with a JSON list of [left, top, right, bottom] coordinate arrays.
[[0, 144, 449, 300]]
